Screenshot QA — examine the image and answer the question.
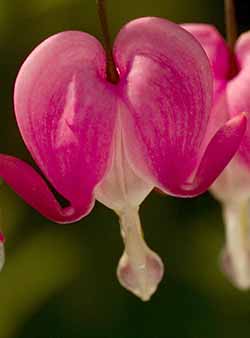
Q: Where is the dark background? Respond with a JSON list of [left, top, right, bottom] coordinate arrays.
[[0, 1, 249, 337]]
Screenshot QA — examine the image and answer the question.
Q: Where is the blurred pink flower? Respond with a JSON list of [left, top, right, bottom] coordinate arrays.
[[183, 23, 250, 289], [0, 18, 246, 300], [0, 232, 5, 271]]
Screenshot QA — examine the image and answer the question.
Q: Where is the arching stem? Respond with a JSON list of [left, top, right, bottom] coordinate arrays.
[[224, 0, 237, 51], [96, 0, 119, 84], [224, 0, 239, 78]]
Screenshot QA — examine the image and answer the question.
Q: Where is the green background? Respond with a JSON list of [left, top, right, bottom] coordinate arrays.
[[0, 1, 249, 337]]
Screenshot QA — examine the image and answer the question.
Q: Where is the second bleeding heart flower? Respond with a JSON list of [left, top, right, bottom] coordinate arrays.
[[184, 10, 250, 289]]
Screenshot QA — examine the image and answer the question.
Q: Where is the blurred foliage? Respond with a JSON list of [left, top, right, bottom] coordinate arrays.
[[0, 1, 250, 338]]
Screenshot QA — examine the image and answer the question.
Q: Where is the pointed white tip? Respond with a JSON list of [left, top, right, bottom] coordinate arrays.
[[221, 248, 250, 290], [117, 248, 164, 302], [117, 207, 164, 301]]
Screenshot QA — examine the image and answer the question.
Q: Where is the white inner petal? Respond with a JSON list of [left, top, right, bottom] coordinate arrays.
[[117, 207, 164, 301], [221, 200, 250, 289], [95, 102, 153, 212], [211, 157, 250, 203], [211, 158, 250, 289], [95, 103, 164, 301]]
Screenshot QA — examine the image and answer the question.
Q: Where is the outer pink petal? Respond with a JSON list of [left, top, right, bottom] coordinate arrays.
[[182, 25, 231, 156], [0, 155, 88, 223], [114, 17, 213, 192], [177, 114, 247, 196], [226, 32, 250, 167], [14, 31, 117, 212], [182, 23, 230, 99]]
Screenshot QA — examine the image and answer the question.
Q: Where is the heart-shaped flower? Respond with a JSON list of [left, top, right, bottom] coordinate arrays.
[[0, 17, 246, 300]]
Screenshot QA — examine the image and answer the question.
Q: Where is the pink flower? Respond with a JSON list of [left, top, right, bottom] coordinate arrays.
[[0, 18, 246, 300], [183, 23, 250, 289]]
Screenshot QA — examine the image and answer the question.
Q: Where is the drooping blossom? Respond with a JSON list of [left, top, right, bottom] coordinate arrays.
[[183, 23, 250, 289], [0, 18, 246, 300]]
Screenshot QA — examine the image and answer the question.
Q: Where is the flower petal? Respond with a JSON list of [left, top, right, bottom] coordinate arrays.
[[211, 155, 250, 203], [95, 106, 153, 213], [235, 31, 250, 65], [182, 23, 230, 99], [182, 25, 232, 151], [0, 155, 89, 223], [227, 32, 250, 167], [14, 31, 117, 210], [178, 114, 247, 196], [117, 207, 164, 301], [220, 200, 250, 290], [114, 17, 213, 193]]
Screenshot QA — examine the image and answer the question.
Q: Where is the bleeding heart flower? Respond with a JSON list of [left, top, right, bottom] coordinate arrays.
[[183, 21, 250, 289], [0, 17, 246, 300]]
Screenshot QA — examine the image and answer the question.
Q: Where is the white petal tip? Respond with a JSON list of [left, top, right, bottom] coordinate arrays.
[[117, 249, 164, 301], [117, 207, 164, 300], [221, 249, 250, 290]]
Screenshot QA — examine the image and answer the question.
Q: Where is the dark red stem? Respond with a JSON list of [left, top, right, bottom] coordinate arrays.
[[96, 0, 119, 84]]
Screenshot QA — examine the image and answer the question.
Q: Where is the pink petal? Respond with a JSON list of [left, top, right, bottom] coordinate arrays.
[[14, 31, 117, 210], [0, 232, 4, 243], [177, 114, 247, 196], [0, 155, 89, 223], [226, 32, 250, 167], [235, 31, 250, 65], [114, 17, 213, 193], [182, 24, 230, 99], [182, 25, 232, 153]]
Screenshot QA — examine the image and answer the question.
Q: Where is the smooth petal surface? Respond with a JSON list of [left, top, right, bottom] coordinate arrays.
[[182, 24, 230, 100], [114, 17, 213, 194], [95, 104, 153, 213], [182, 24, 231, 150], [227, 32, 250, 167], [177, 114, 247, 196], [14, 31, 117, 214], [184, 26, 250, 170], [0, 155, 86, 223]]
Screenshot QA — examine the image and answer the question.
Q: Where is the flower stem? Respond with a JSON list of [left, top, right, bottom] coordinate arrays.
[[96, 0, 119, 84], [224, 0, 237, 50]]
